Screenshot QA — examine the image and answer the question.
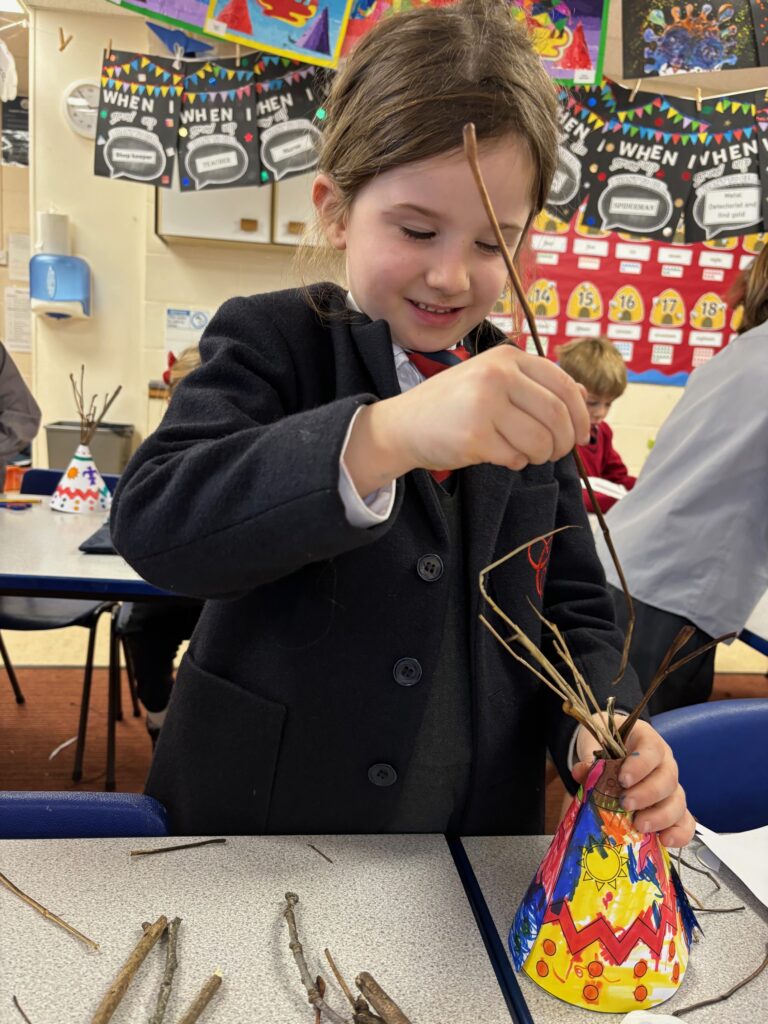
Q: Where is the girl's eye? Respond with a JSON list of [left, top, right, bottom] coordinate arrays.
[[477, 241, 503, 254], [400, 226, 435, 241]]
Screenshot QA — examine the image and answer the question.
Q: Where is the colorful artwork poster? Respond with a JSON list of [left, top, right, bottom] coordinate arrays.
[[177, 61, 261, 190], [685, 95, 764, 242], [544, 90, 606, 222], [254, 65, 330, 183], [623, 0, 759, 77], [582, 98, 708, 241], [204, 0, 355, 68], [751, 0, 768, 63], [525, 203, 755, 384], [106, 0, 209, 32], [511, 0, 611, 85], [94, 50, 184, 188]]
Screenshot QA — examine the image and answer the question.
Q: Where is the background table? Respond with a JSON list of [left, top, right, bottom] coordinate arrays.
[[1, 834, 514, 1023], [0, 503, 169, 600], [458, 835, 768, 1024]]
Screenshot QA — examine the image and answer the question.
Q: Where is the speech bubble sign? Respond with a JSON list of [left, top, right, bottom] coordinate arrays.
[[692, 173, 762, 240], [260, 120, 322, 182], [184, 134, 248, 189], [547, 145, 582, 208], [596, 174, 673, 234], [104, 128, 166, 182]]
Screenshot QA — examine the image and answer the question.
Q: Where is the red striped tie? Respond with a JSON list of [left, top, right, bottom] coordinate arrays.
[[405, 343, 470, 483]]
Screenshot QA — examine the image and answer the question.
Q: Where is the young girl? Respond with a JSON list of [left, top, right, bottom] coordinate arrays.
[[112, 0, 693, 845]]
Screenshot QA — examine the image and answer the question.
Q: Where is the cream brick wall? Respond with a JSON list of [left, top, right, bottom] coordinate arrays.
[[9, 11, 764, 675]]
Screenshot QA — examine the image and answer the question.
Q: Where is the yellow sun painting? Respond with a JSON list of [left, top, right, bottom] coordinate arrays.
[[581, 842, 628, 892]]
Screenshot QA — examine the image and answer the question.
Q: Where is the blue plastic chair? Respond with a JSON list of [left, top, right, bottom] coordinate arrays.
[[0, 468, 138, 788], [652, 698, 768, 832], [0, 791, 168, 838]]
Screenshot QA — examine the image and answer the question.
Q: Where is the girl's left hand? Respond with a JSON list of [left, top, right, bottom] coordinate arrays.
[[572, 716, 696, 848]]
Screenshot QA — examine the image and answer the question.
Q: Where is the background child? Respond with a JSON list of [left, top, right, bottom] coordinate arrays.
[[556, 336, 635, 514], [596, 246, 768, 713], [112, 0, 692, 846]]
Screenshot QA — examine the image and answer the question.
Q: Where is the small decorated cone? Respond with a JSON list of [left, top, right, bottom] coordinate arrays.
[[50, 444, 112, 514], [510, 758, 699, 1014]]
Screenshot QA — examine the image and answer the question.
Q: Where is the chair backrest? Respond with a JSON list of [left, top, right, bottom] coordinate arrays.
[[651, 698, 768, 832], [0, 791, 169, 838], [21, 469, 120, 496]]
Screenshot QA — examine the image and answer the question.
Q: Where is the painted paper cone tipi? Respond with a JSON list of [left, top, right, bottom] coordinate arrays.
[[50, 444, 112, 513], [50, 366, 121, 515], [510, 758, 699, 1013]]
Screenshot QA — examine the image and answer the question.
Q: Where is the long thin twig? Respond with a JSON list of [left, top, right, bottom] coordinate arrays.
[[478, 528, 626, 757], [675, 943, 768, 1015], [175, 970, 223, 1024], [463, 122, 634, 683], [619, 629, 735, 740], [69, 365, 122, 446], [11, 996, 34, 1024], [0, 869, 99, 951], [679, 855, 721, 891], [130, 838, 226, 858], [90, 916, 168, 1024], [283, 893, 350, 1024], [149, 916, 181, 1024]]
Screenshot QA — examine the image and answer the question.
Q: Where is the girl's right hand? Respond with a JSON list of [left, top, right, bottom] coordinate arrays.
[[344, 344, 590, 497]]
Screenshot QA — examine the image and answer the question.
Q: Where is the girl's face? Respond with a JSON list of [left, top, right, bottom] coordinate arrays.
[[313, 136, 534, 351]]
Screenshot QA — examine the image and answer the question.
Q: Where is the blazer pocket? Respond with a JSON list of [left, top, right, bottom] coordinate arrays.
[[146, 651, 286, 835]]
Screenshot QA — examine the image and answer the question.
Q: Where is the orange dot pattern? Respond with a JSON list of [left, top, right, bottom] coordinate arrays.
[[583, 984, 599, 1002], [634, 960, 648, 978], [588, 961, 603, 977], [634, 985, 648, 1002], [536, 960, 549, 977], [542, 939, 556, 956]]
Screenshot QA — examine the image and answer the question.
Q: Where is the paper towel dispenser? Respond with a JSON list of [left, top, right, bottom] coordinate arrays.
[[29, 254, 91, 319]]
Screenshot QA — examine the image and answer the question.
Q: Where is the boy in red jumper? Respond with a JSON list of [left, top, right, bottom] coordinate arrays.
[[556, 337, 636, 514]]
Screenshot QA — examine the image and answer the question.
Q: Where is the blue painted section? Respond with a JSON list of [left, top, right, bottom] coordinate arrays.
[[739, 628, 768, 656], [670, 865, 701, 945], [626, 844, 663, 898], [626, 369, 689, 386]]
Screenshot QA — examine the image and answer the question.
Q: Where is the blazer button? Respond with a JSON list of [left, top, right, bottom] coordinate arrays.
[[393, 657, 422, 686], [417, 554, 444, 582], [368, 763, 398, 787]]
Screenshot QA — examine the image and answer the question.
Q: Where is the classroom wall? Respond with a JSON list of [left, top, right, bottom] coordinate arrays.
[[14, 8, 763, 673]]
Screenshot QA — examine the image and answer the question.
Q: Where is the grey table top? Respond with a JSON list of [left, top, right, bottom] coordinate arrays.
[[0, 502, 167, 599], [0, 834, 513, 1023], [462, 835, 768, 1024]]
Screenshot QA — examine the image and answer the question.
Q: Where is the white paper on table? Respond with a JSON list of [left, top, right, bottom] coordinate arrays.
[[586, 475, 628, 500], [695, 821, 768, 908]]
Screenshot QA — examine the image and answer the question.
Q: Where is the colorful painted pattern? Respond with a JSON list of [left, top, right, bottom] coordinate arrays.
[[510, 758, 699, 1013], [50, 446, 112, 515]]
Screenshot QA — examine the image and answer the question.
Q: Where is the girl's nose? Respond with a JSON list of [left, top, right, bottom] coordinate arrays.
[[425, 249, 470, 297]]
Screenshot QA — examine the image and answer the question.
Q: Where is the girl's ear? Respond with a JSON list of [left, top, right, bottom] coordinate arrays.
[[312, 173, 347, 250]]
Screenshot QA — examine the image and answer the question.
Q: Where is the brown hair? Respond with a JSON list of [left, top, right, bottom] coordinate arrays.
[[556, 336, 628, 399], [736, 245, 768, 334], [300, 0, 559, 281]]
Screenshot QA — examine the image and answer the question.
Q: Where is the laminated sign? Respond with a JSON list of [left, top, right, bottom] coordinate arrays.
[[95, 50, 183, 188]]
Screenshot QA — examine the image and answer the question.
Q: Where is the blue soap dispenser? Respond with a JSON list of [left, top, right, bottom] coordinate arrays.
[[29, 212, 91, 320]]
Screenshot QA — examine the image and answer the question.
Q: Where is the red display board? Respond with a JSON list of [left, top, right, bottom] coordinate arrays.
[[518, 208, 763, 384]]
